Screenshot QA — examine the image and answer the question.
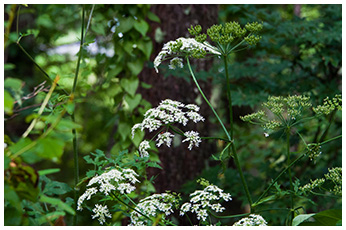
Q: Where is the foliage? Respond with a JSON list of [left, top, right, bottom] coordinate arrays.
[[4, 4, 342, 226]]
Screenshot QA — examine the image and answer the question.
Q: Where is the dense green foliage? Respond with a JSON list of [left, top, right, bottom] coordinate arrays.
[[4, 4, 341, 226]]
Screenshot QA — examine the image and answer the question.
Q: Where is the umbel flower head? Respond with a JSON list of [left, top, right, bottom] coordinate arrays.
[[233, 214, 268, 226], [131, 99, 205, 157], [179, 181, 232, 222], [77, 167, 140, 224], [129, 192, 180, 226], [240, 95, 312, 132], [154, 37, 220, 73]]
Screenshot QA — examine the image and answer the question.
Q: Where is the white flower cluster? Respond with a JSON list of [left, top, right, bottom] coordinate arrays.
[[154, 37, 221, 73], [180, 185, 232, 222], [129, 193, 178, 226], [132, 99, 204, 157], [91, 204, 112, 225], [182, 131, 202, 150], [233, 214, 268, 226], [77, 167, 140, 224]]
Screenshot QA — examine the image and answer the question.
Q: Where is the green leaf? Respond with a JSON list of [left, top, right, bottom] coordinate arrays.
[[117, 17, 135, 34], [313, 209, 342, 226], [293, 214, 315, 226], [4, 90, 15, 115], [293, 209, 342, 226], [4, 77, 23, 90], [252, 195, 276, 207], [120, 77, 139, 97], [4, 63, 15, 70], [138, 40, 153, 59], [39, 194, 75, 215], [34, 137, 65, 161], [147, 11, 160, 22], [38, 168, 60, 176], [127, 59, 144, 76], [124, 94, 142, 112], [134, 19, 149, 36], [118, 120, 131, 141], [42, 177, 72, 196]]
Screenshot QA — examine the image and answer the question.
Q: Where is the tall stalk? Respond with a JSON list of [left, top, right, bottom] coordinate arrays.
[[72, 5, 85, 226], [286, 127, 294, 225], [222, 55, 253, 210], [186, 57, 253, 211]]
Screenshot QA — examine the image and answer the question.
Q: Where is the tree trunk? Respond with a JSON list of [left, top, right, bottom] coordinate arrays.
[[138, 4, 219, 193]]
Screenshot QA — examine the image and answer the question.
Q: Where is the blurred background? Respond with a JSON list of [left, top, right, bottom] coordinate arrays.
[[4, 4, 341, 225]]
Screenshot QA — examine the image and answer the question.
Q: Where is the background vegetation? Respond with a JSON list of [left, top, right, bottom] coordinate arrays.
[[4, 4, 341, 226]]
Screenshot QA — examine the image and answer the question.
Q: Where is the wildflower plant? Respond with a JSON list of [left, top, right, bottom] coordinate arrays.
[[75, 19, 341, 226], [180, 180, 232, 223], [131, 99, 205, 157]]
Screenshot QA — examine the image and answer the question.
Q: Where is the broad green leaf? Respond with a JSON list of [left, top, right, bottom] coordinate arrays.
[[39, 195, 75, 215], [4, 90, 14, 114], [134, 19, 149, 36], [43, 180, 72, 196], [35, 211, 66, 225], [34, 137, 65, 161], [117, 17, 135, 33], [9, 138, 32, 155], [313, 209, 342, 226], [293, 214, 315, 226], [138, 40, 153, 59], [120, 77, 139, 96], [147, 11, 160, 22], [118, 121, 131, 141], [4, 77, 23, 90], [132, 129, 145, 147], [124, 94, 142, 112], [127, 59, 144, 76], [106, 65, 123, 80], [293, 209, 342, 226]]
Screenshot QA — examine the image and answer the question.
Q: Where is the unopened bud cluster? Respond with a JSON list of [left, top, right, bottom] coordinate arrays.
[[241, 95, 312, 131], [299, 167, 342, 196], [189, 21, 263, 54], [313, 94, 342, 115]]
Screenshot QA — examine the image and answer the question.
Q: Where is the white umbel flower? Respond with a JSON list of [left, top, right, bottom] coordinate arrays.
[[92, 204, 112, 225], [156, 132, 174, 147], [179, 184, 232, 222], [78, 167, 140, 217], [154, 37, 220, 73], [233, 214, 268, 226], [182, 131, 202, 150], [139, 140, 150, 157], [129, 193, 178, 226]]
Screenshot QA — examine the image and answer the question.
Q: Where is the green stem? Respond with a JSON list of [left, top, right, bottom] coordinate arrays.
[[254, 152, 306, 206], [16, 41, 69, 95], [223, 55, 253, 210], [223, 55, 233, 139], [72, 5, 86, 226], [22, 75, 59, 138], [186, 56, 253, 210], [286, 127, 294, 225], [186, 57, 231, 141]]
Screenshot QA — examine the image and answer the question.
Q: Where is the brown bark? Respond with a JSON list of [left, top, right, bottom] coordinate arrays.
[[138, 4, 219, 193]]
